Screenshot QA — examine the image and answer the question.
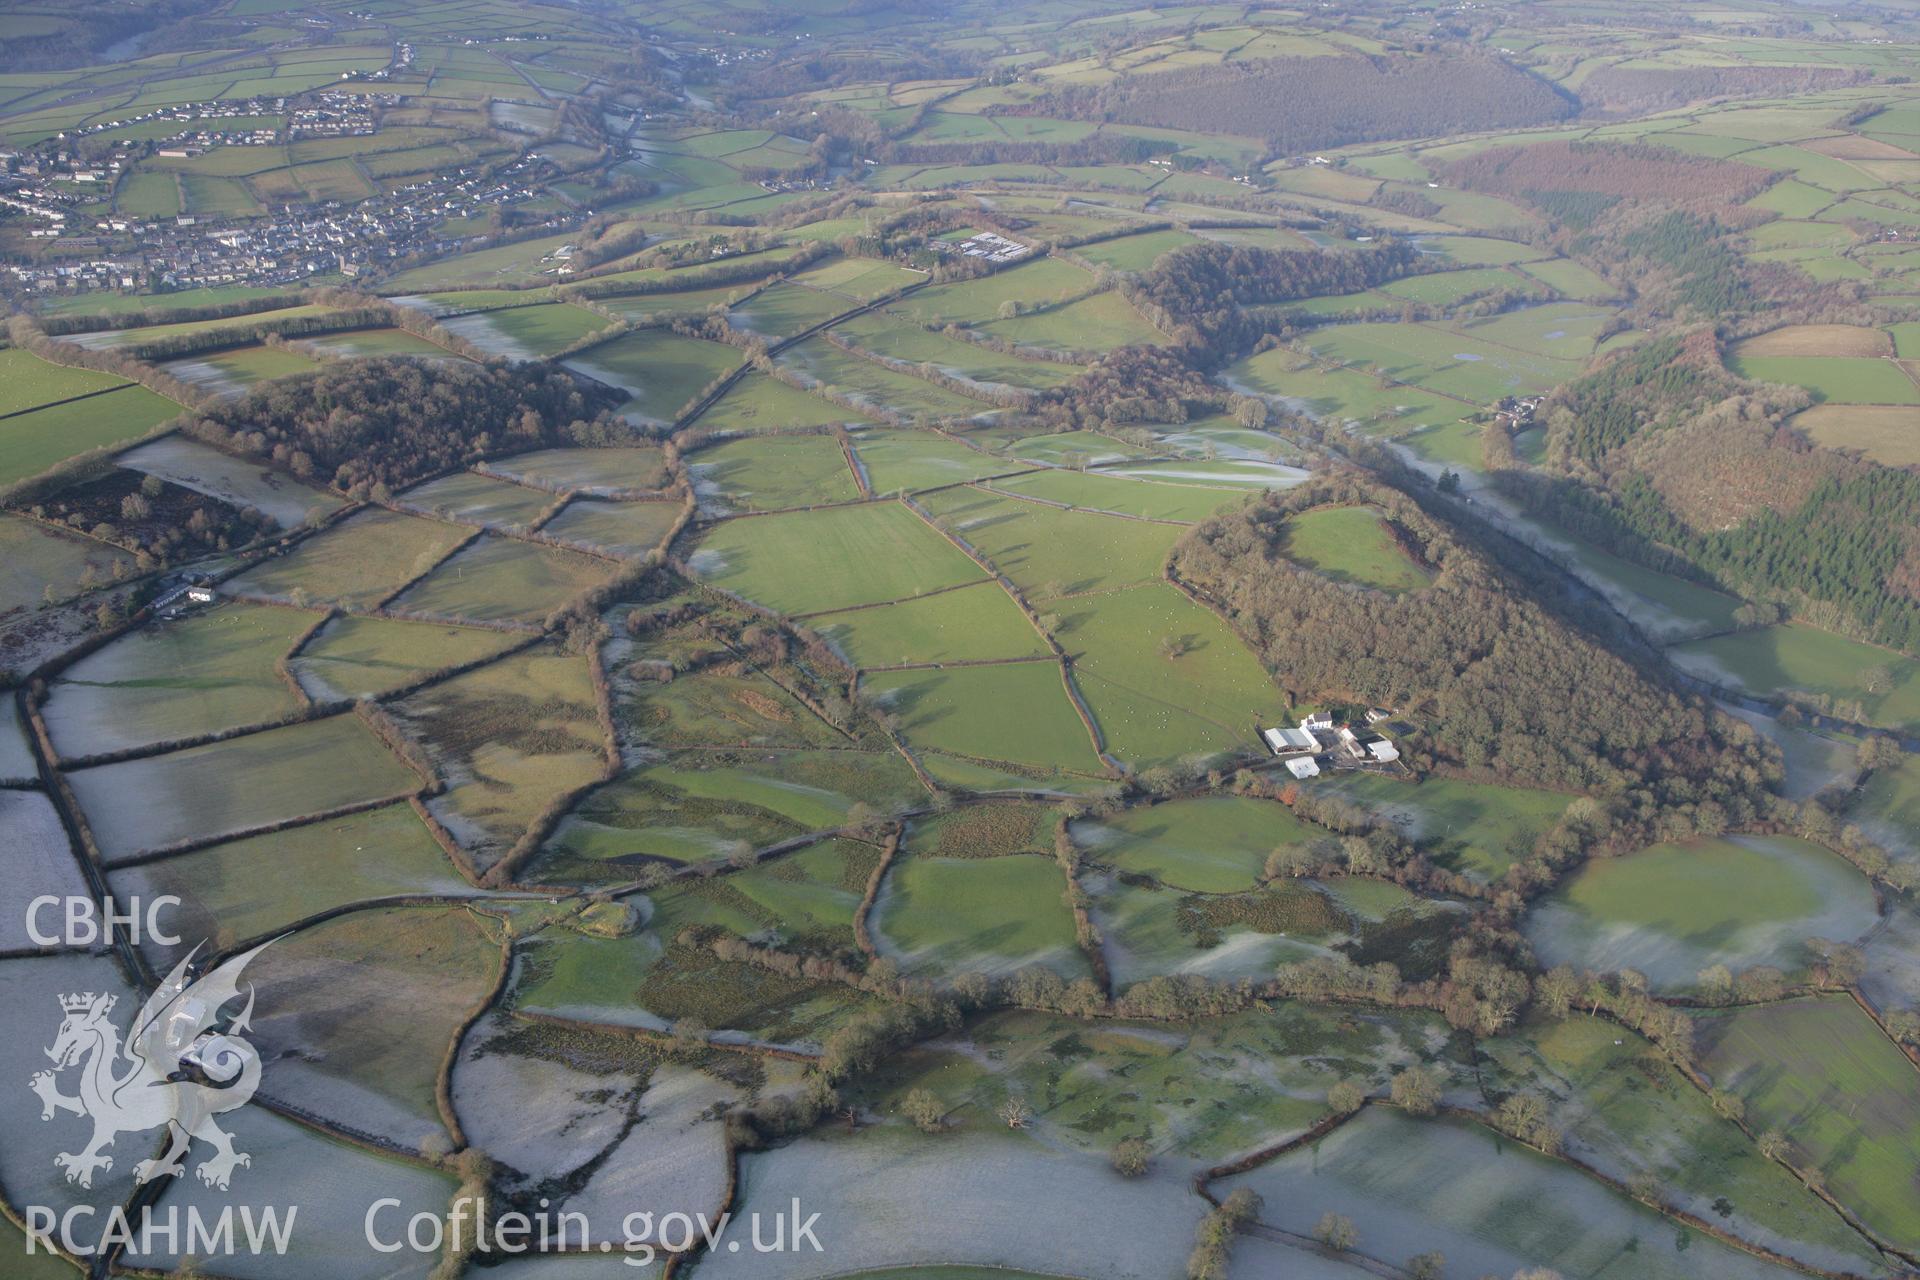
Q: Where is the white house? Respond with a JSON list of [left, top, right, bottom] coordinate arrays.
[[1286, 756, 1321, 780], [1300, 711, 1334, 733]]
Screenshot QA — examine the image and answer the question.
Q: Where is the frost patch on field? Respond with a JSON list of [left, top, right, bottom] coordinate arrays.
[[0, 790, 89, 951], [0, 696, 38, 782], [700, 1125, 1203, 1280], [0, 954, 143, 1221], [118, 436, 343, 528], [124, 1106, 456, 1280], [442, 311, 539, 360], [452, 1013, 643, 1188], [1718, 702, 1856, 802], [564, 1066, 738, 1246], [1219, 1110, 1805, 1280]]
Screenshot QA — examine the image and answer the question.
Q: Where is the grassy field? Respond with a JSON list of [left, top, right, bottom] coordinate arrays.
[[790, 256, 927, 300], [903, 801, 1056, 860], [248, 905, 500, 1138], [70, 714, 419, 862], [1281, 505, 1433, 592], [291, 614, 521, 700], [43, 602, 315, 756], [814, 581, 1048, 668], [993, 470, 1241, 522], [0, 385, 182, 486], [440, 301, 609, 357], [389, 534, 614, 624], [1317, 773, 1572, 882], [1670, 622, 1920, 732], [863, 662, 1102, 773], [486, 445, 668, 493], [228, 508, 469, 608], [161, 345, 320, 397], [696, 370, 876, 433], [830, 313, 1084, 393], [565, 329, 742, 423], [1000, 430, 1153, 468], [887, 258, 1097, 328], [692, 502, 987, 615], [1076, 795, 1313, 893], [1072, 229, 1202, 271], [401, 470, 555, 527], [300, 327, 455, 359], [851, 428, 1008, 493], [983, 290, 1165, 354], [1791, 403, 1920, 467], [113, 803, 472, 960], [116, 435, 346, 528], [873, 852, 1085, 977], [1735, 324, 1893, 358], [399, 647, 606, 865], [917, 486, 1183, 602], [1057, 582, 1284, 767], [1728, 353, 1920, 404], [542, 499, 681, 557], [779, 339, 989, 421], [689, 433, 860, 510], [728, 282, 851, 338], [0, 515, 135, 613], [1526, 835, 1878, 990], [1698, 996, 1920, 1253], [0, 347, 131, 415], [542, 750, 920, 875], [1483, 1014, 1887, 1276]]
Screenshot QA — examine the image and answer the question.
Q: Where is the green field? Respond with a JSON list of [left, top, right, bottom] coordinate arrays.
[[863, 661, 1101, 773], [790, 256, 928, 300], [1077, 795, 1313, 893], [401, 470, 555, 527], [983, 290, 1164, 354], [1699, 996, 1920, 1253], [43, 602, 316, 756], [1335, 770, 1565, 872], [390, 534, 614, 624], [1728, 353, 1920, 404], [69, 714, 419, 861], [1057, 582, 1285, 766], [0, 385, 182, 486], [542, 499, 681, 557], [729, 282, 851, 338], [113, 803, 471, 955], [1670, 622, 1920, 731], [0, 347, 131, 415], [917, 486, 1182, 602], [689, 433, 861, 510], [0, 514, 134, 613], [780, 339, 989, 421], [993, 470, 1241, 522], [692, 502, 986, 615], [228, 508, 468, 609], [441, 301, 610, 358], [851, 428, 1007, 493], [543, 749, 920, 873], [831, 313, 1084, 392], [873, 852, 1085, 977], [1072, 229, 1202, 271], [1281, 505, 1433, 592], [161, 345, 320, 396], [1527, 835, 1879, 990], [697, 370, 876, 433], [814, 581, 1048, 668], [291, 614, 521, 700], [485, 445, 668, 494], [566, 329, 742, 424]]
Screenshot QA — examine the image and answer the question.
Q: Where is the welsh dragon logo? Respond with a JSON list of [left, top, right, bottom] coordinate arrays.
[[30, 944, 270, 1191]]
